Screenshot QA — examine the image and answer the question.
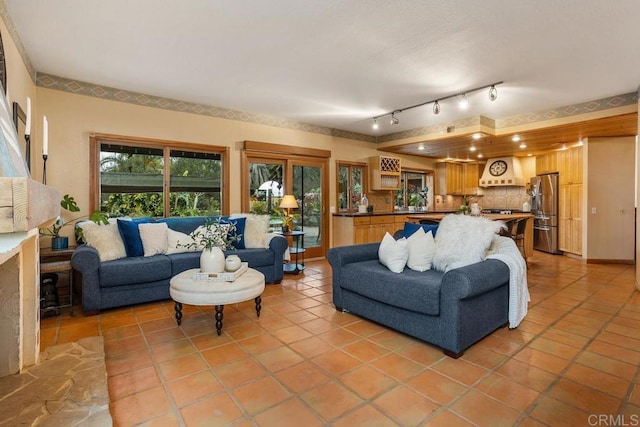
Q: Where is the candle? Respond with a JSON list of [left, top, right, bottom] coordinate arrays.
[[42, 116, 48, 156], [25, 97, 31, 136]]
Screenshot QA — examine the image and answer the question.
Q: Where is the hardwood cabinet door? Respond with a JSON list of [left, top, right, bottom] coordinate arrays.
[[558, 183, 582, 254]]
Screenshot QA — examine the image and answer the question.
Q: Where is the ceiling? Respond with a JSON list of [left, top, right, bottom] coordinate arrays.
[[4, 0, 639, 158]]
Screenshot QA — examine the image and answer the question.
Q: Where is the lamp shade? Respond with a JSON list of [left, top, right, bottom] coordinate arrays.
[[279, 195, 298, 209]]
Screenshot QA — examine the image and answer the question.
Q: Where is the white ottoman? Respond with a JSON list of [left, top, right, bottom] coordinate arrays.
[[170, 268, 265, 335]]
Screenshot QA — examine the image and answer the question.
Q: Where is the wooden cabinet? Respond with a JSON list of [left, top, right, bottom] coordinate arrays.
[[558, 147, 583, 185], [369, 155, 401, 191], [536, 152, 558, 175], [559, 183, 583, 255], [462, 163, 484, 195], [333, 214, 405, 246], [435, 162, 463, 195], [436, 162, 482, 195]]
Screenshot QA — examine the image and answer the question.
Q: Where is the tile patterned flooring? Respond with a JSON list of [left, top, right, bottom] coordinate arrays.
[[40, 251, 640, 426]]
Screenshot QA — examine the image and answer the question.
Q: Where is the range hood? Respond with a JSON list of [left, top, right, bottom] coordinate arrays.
[[479, 157, 526, 187]]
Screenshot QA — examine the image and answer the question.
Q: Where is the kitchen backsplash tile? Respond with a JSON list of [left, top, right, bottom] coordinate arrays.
[[433, 186, 530, 211]]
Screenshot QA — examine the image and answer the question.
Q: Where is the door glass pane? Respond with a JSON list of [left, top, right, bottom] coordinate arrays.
[[338, 165, 348, 211], [99, 144, 164, 217], [169, 150, 222, 216], [293, 165, 321, 248], [249, 161, 284, 232]]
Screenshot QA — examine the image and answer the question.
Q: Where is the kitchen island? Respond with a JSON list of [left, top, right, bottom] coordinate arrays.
[[407, 213, 534, 259]]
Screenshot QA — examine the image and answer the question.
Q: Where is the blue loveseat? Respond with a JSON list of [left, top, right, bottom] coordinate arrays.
[[328, 242, 510, 358], [71, 216, 288, 315]]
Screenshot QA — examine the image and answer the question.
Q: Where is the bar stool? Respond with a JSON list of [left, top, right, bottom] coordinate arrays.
[[511, 218, 529, 265]]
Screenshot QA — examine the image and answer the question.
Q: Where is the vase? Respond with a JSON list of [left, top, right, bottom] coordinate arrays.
[[51, 236, 69, 250], [200, 247, 225, 273], [225, 254, 242, 272]]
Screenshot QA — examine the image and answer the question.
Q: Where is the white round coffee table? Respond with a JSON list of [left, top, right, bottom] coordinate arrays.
[[169, 267, 265, 335]]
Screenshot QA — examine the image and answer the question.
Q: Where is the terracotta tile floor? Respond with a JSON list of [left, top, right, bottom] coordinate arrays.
[[40, 251, 640, 426]]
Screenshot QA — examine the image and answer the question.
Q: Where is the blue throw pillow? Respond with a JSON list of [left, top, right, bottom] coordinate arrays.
[[117, 218, 155, 257], [220, 216, 246, 249], [402, 222, 438, 239]]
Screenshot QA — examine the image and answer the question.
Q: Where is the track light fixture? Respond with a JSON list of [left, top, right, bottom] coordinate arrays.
[[489, 85, 498, 101], [370, 81, 503, 130]]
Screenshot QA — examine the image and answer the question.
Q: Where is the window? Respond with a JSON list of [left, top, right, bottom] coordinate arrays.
[[91, 135, 228, 217], [337, 162, 366, 211], [394, 170, 433, 210]]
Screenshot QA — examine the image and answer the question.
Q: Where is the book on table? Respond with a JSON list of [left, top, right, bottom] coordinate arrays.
[[192, 262, 249, 282]]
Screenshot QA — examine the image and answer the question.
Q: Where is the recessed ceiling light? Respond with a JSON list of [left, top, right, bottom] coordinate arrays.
[[472, 133, 482, 140], [519, 142, 527, 149], [527, 153, 533, 157], [469, 145, 477, 152], [511, 135, 521, 142], [417, 145, 425, 150], [477, 153, 483, 158]]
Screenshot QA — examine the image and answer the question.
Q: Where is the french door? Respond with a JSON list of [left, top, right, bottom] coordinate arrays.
[[242, 142, 329, 260]]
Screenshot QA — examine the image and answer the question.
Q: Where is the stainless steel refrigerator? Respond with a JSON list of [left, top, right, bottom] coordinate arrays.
[[530, 173, 563, 254]]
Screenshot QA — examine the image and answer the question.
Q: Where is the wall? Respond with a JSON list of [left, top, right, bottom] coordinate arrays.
[[35, 88, 436, 242]]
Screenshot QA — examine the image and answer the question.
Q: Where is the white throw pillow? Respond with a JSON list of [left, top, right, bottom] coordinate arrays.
[[79, 219, 127, 262], [139, 222, 169, 256], [406, 227, 436, 272], [230, 213, 270, 248], [432, 214, 504, 272], [378, 232, 409, 273], [192, 223, 230, 248], [166, 229, 199, 254]]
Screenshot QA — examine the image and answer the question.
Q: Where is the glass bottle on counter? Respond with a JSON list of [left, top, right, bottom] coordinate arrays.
[[359, 194, 369, 213]]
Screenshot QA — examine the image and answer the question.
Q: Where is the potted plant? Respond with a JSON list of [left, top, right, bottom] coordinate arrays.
[[180, 217, 241, 273], [39, 194, 108, 250]]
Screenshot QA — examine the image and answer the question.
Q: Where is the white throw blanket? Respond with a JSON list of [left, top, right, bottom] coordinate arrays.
[[485, 235, 530, 328]]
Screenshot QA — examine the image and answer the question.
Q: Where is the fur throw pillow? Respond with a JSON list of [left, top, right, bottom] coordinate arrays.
[[432, 214, 504, 272]]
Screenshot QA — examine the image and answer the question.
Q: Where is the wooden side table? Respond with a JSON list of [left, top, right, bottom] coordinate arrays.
[[40, 247, 75, 316]]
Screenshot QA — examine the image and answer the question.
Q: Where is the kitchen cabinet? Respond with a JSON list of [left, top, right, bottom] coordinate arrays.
[[435, 162, 463, 195], [332, 214, 408, 246], [558, 147, 583, 185], [369, 155, 401, 191], [462, 163, 484, 195], [536, 152, 558, 175], [559, 183, 582, 255]]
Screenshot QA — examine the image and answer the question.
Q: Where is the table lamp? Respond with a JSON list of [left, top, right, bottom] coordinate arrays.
[[279, 195, 298, 232]]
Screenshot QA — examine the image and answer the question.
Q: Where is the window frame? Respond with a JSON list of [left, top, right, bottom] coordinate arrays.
[[336, 160, 368, 212], [395, 168, 434, 210], [89, 133, 229, 216]]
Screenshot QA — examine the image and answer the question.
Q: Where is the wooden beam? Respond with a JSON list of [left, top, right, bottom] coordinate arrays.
[[0, 177, 60, 233]]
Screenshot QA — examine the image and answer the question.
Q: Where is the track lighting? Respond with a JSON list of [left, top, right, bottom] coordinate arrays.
[[369, 81, 502, 130], [489, 85, 498, 101], [458, 94, 469, 110]]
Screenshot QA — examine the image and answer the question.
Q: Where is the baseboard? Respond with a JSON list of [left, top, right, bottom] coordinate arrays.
[[586, 258, 635, 265]]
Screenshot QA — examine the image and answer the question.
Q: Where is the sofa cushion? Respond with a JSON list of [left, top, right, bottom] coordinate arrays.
[[79, 219, 127, 262], [168, 252, 201, 275], [406, 227, 436, 272], [378, 232, 408, 273], [157, 217, 207, 234], [139, 222, 169, 256], [402, 222, 438, 238], [117, 218, 155, 257], [432, 214, 504, 272], [99, 254, 172, 287], [339, 260, 444, 316]]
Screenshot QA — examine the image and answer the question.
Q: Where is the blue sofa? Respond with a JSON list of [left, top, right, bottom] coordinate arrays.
[[71, 216, 288, 315], [328, 242, 510, 358]]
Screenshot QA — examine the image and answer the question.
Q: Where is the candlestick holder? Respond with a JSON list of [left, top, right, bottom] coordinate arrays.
[[24, 134, 30, 171], [42, 154, 48, 184]]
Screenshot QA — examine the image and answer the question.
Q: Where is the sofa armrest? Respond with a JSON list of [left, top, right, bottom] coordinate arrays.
[[327, 243, 380, 268], [441, 259, 510, 300], [71, 244, 102, 314]]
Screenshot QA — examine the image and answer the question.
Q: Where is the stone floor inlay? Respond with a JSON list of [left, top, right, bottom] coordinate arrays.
[[0, 336, 111, 426]]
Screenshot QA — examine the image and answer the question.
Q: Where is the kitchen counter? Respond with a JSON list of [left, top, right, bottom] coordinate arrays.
[[407, 213, 534, 259], [332, 210, 456, 217]]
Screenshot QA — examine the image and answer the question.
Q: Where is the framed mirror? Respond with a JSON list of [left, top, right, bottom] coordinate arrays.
[[12, 102, 29, 171]]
